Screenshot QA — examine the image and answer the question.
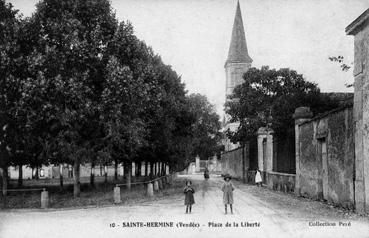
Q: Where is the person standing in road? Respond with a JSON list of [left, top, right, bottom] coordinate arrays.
[[184, 180, 195, 213], [255, 168, 263, 187], [204, 167, 209, 179], [221, 174, 235, 214]]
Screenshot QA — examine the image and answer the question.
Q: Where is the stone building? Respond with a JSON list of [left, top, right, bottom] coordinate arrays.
[[223, 1, 253, 151], [346, 8, 369, 213]]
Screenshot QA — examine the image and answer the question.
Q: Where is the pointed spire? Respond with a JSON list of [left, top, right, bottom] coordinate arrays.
[[226, 1, 252, 65]]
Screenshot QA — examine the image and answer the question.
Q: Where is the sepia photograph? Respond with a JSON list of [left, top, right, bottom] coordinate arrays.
[[1, 0, 369, 237]]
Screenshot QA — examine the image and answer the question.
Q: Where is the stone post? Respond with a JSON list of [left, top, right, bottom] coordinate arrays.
[[158, 178, 163, 189], [293, 107, 313, 196], [167, 175, 172, 185], [153, 180, 159, 191], [266, 129, 274, 173], [126, 164, 132, 190], [114, 186, 121, 204], [147, 182, 154, 197], [257, 127, 267, 172], [266, 128, 274, 189], [346, 9, 369, 213], [257, 127, 274, 187], [41, 189, 49, 209], [195, 155, 200, 172]]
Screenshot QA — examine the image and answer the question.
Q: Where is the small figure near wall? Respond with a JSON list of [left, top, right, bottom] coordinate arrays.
[[204, 167, 209, 179], [184, 180, 195, 213], [255, 168, 263, 187]]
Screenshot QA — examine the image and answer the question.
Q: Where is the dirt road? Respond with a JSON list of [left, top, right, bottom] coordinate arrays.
[[1, 174, 368, 238]]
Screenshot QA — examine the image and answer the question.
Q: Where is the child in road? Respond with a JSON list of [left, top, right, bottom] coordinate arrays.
[[221, 174, 235, 214], [255, 168, 263, 187], [184, 180, 195, 213]]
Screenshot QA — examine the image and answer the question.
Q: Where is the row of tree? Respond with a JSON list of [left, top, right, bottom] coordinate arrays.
[[0, 0, 222, 197]]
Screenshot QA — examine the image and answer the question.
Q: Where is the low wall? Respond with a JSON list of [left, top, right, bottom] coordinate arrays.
[[247, 170, 295, 193], [266, 171, 295, 193]]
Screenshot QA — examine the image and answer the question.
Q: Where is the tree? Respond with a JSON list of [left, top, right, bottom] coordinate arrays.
[[21, 0, 118, 197], [0, 0, 24, 195], [226, 66, 340, 143], [187, 94, 222, 161]]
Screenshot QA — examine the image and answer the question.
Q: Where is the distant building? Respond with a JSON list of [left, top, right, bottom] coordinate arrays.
[[223, 1, 253, 151]]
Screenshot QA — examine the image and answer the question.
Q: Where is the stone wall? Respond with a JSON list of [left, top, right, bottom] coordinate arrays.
[[297, 106, 355, 209], [221, 146, 249, 180]]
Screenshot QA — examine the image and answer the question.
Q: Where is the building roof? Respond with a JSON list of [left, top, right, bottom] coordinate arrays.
[[225, 1, 253, 66], [346, 8, 369, 35]]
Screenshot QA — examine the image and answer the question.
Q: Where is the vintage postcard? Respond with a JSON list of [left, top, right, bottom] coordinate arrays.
[[1, 0, 369, 237]]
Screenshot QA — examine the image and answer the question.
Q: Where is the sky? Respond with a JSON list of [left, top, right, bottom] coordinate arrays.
[[8, 0, 369, 116]]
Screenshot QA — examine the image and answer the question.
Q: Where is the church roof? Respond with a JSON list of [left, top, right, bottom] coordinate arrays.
[[225, 1, 253, 66]]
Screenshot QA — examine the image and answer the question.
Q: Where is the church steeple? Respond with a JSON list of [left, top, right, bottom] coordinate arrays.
[[224, 0, 252, 98], [223, 1, 253, 152], [225, 1, 252, 66]]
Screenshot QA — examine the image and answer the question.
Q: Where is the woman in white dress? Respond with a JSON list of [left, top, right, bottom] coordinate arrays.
[[255, 169, 262, 187]]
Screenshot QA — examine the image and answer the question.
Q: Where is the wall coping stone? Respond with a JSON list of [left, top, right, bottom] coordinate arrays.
[[267, 171, 296, 177], [257, 127, 274, 135], [346, 8, 369, 35], [298, 104, 353, 126]]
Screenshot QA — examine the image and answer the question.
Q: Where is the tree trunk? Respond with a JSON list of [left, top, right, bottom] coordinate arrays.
[[90, 162, 95, 187], [100, 164, 102, 176], [104, 165, 108, 184], [123, 162, 127, 180], [150, 162, 154, 177], [2, 166, 8, 196], [137, 161, 141, 177], [35, 166, 39, 180], [114, 159, 118, 181], [127, 162, 131, 189], [153, 162, 156, 176], [18, 164, 23, 187], [59, 164, 64, 189], [73, 159, 81, 197], [144, 161, 148, 177]]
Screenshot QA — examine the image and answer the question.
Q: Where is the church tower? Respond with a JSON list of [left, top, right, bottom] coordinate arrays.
[[223, 1, 252, 151], [225, 0, 252, 98]]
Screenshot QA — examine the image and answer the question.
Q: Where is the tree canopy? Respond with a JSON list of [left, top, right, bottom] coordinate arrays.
[[0, 0, 222, 196], [225, 66, 340, 143]]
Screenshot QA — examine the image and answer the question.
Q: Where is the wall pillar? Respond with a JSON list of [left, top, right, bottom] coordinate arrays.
[[266, 130, 274, 173], [257, 128, 266, 172], [293, 107, 313, 196], [257, 127, 274, 188], [346, 10, 369, 213]]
